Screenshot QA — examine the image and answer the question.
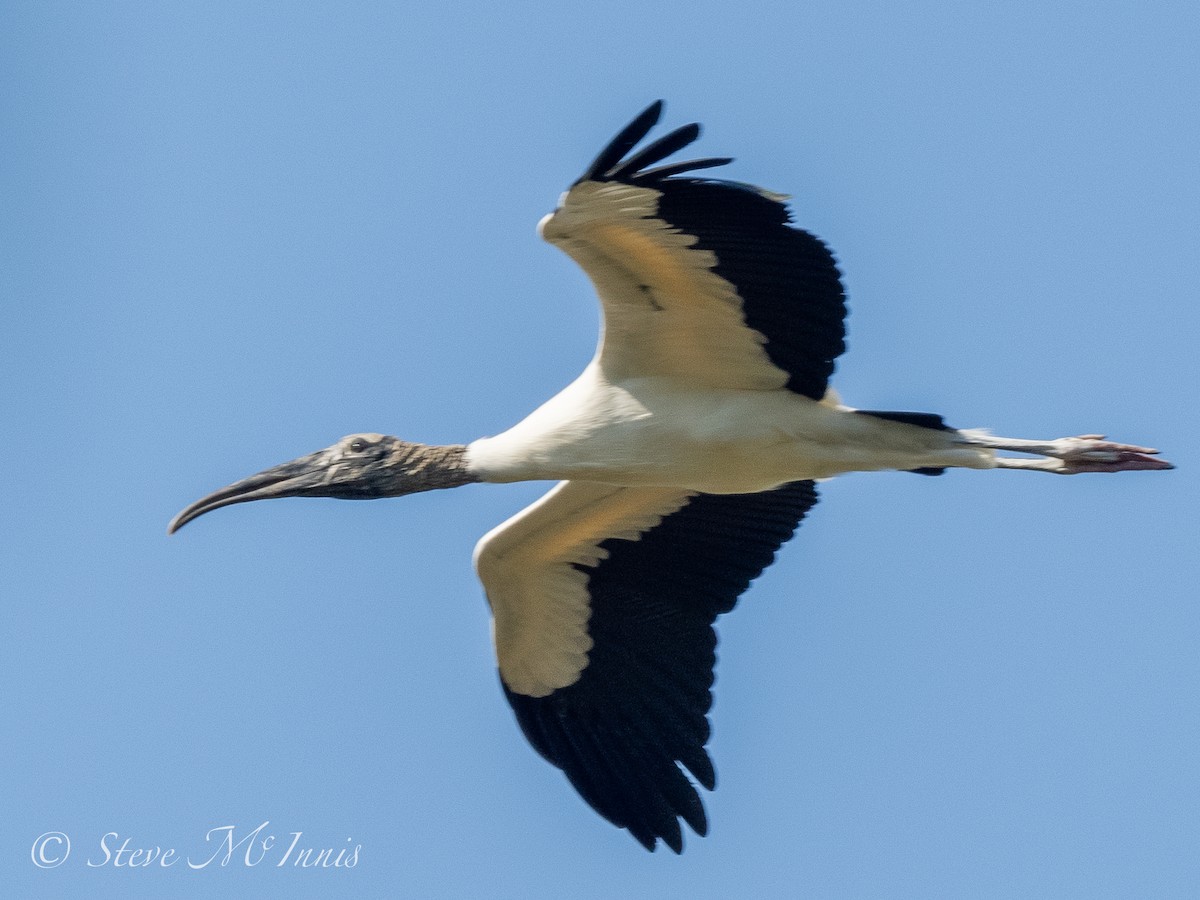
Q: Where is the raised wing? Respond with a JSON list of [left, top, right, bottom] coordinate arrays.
[[473, 479, 819, 852], [539, 100, 847, 400]]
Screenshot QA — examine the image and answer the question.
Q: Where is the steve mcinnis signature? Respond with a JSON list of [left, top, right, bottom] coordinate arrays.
[[31, 821, 360, 869]]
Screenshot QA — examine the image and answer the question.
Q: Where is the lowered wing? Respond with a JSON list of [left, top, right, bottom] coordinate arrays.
[[474, 478, 818, 852]]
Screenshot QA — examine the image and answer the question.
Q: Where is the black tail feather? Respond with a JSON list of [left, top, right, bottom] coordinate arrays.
[[854, 409, 952, 431]]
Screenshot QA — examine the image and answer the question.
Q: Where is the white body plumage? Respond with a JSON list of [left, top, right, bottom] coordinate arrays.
[[467, 364, 994, 492]]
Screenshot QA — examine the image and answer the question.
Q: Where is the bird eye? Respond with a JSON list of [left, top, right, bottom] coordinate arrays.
[[349, 439, 368, 453]]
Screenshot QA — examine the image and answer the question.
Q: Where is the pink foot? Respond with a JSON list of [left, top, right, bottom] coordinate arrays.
[[1057, 437, 1175, 474]]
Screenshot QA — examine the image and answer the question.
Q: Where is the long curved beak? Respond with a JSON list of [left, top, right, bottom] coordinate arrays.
[[168, 451, 330, 534]]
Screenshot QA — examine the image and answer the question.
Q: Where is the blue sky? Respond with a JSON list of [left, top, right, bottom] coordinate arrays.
[[4, 2, 1198, 897]]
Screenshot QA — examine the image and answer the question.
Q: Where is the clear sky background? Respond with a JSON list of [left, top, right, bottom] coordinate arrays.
[[4, 2, 1198, 898]]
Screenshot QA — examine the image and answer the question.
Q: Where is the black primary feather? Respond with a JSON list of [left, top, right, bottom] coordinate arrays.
[[633, 157, 734, 181], [577, 100, 664, 184], [607, 123, 701, 181]]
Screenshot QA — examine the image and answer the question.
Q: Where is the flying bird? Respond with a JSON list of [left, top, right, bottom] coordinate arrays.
[[170, 101, 1172, 852]]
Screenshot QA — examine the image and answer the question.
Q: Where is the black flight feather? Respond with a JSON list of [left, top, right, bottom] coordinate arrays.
[[607, 122, 701, 181], [633, 157, 734, 181], [577, 100, 664, 184]]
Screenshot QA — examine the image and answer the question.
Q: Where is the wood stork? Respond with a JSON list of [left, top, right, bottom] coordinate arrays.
[[170, 101, 1172, 853]]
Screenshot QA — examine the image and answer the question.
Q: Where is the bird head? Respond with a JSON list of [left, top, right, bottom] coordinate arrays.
[[168, 434, 469, 534]]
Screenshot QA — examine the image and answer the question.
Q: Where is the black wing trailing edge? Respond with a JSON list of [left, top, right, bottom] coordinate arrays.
[[577, 101, 848, 401], [503, 481, 820, 853]]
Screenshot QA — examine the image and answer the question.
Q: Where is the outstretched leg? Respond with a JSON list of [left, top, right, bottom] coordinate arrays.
[[958, 433, 1174, 474]]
